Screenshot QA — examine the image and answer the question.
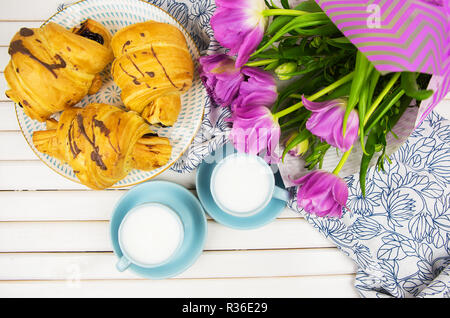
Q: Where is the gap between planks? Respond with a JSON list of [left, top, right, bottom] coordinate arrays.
[[0, 273, 357, 282], [0, 246, 335, 254], [0, 216, 303, 223]]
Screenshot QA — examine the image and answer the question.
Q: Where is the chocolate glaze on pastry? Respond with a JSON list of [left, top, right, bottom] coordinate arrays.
[[110, 21, 194, 127], [9, 39, 66, 78], [4, 19, 113, 122], [32, 103, 172, 190], [74, 21, 104, 45], [19, 27, 34, 37]]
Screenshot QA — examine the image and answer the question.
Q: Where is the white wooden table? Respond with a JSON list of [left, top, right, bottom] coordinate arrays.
[[0, 0, 448, 298]]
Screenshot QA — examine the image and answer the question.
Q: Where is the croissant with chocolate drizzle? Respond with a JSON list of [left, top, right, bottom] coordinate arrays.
[[32, 103, 172, 190], [111, 21, 194, 127], [4, 19, 113, 122]]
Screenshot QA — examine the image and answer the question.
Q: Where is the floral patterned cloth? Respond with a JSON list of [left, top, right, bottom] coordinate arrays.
[[57, 0, 449, 297], [288, 112, 450, 298]]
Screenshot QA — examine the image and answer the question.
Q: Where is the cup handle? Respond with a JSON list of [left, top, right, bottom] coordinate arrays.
[[272, 186, 289, 203], [116, 256, 131, 272]]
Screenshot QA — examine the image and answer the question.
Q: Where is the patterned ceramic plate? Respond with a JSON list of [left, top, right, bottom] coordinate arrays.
[[15, 0, 207, 188]]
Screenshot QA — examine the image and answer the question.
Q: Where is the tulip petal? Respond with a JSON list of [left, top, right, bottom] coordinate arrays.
[[213, 72, 244, 106], [304, 97, 359, 152], [232, 67, 277, 110], [199, 54, 277, 110], [291, 170, 316, 186], [211, 0, 266, 67], [302, 96, 345, 113], [295, 171, 348, 218], [235, 26, 265, 68], [229, 106, 280, 162], [332, 178, 348, 206]]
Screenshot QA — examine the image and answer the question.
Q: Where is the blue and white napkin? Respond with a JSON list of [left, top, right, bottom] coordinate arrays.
[[288, 112, 450, 298]]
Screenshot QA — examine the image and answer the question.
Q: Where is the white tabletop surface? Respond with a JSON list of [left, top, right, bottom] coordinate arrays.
[[0, 0, 449, 298]]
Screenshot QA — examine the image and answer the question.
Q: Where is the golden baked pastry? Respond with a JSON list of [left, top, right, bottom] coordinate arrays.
[[4, 19, 114, 122], [32, 103, 172, 190], [111, 21, 194, 126]]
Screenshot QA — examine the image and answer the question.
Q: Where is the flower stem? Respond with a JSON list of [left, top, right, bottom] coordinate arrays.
[[333, 147, 353, 175], [280, 116, 305, 128], [363, 72, 401, 125], [245, 59, 278, 67], [365, 89, 405, 133], [262, 9, 309, 17], [273, 72, 354, 119]]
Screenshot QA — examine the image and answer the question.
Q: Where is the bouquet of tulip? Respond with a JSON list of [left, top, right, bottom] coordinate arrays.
[[199, 0, 450, 218]]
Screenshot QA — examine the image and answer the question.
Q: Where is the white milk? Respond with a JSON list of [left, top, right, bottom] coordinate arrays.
[[119, 203, 184, 266], [212, 154, 274, 214]]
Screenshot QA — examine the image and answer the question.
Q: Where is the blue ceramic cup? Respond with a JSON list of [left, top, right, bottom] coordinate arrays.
[[210, 152, 289, 217], [110, 181, 207, 279], [116, 202, 185, 272], [197, 146, 290, 230]]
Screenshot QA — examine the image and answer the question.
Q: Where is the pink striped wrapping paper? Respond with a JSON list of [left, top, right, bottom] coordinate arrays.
[[315, 0, 450, 125]]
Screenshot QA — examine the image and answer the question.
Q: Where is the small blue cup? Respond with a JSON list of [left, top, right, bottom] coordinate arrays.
[[110, 181, 207, 279], [197, 144, 290, 230], [116, 202, 185, 272], [210, 153, 289, 217]]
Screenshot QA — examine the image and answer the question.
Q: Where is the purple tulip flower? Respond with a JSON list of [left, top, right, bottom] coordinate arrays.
[[302, 96, 359, 152], [231, 66, 278, 110], [199, 54, 277, 109], [198, 54, 244, 107], [229, 106, 281, 163], [211, 0, 267, 68], [292, 170, 348, 218]]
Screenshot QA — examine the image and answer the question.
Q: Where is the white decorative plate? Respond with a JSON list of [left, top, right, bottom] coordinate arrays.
[[15, 0, 206, 188]]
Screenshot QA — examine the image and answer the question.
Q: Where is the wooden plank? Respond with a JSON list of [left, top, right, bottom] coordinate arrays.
[[0, 131, 35, 160], [0, 0, 58, 21], [0, 46, 8, 72], [0, 249, 356, 280], [0, 190, 125, 221], [0, 219, 334, 252], [0, 190, 300, 221], [0, 103, 18, 130], [0, 274, 359, 297], [0, 161, 197, 190], [0, 21, 42, 46], [0, 76, 10, 101], [0, 161, 85, 190], [0, 221, 111, 252]]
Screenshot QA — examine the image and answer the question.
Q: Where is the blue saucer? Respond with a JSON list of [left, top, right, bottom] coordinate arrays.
[[110, 181, 207, 279], [196, 145, 287, 230]]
